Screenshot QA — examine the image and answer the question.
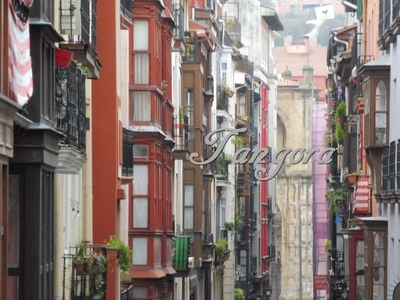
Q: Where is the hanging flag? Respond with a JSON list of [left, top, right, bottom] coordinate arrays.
[[353, 178, 370, 214], [8, 0, 34, 106], [315, 5, 335, 21]]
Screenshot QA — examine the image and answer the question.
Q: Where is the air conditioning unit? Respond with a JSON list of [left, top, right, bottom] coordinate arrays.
[[188, 257, 195, 269]]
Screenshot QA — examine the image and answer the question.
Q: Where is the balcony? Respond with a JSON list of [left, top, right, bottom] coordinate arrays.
[[56, 62, 88, 174], [59, 0, 101, 79], [380, 141, 400, 203], [62, 244, 108, 300], [215, 154, 231, 180], [173, 115, 189, 160], [121, 0, 133, 20], [122, 128, 134, 180], [121, 285, 134, 300], [173, 4, 184, 40], [225, 16, 241, 39]]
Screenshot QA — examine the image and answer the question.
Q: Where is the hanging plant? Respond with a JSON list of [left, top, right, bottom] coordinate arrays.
[[326, 188, 346, 214]]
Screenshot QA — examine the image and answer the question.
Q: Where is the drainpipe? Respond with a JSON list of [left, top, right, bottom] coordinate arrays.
[[341, 0, 357, 11], [334, 32, 349, 50]]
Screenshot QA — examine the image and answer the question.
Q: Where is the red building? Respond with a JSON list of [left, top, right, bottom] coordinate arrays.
[[128, 0, 176, 298]]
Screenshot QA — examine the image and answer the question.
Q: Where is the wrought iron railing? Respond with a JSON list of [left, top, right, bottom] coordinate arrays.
[[62, 244, 107, 300], [206, 0, 215, 12], [120, 0, 132, 20], [92, 0, 98, 51], [81, 0, 91, 44], [173, 4, 184, 39], [394, 0, 400, 21], [224, 16, 241, 41], [122, 128, 134, 177], [121, 285, 134, 300], [382, 145, 389, 192], [55, 62, 87, 154], [389, 141, 396, 191]]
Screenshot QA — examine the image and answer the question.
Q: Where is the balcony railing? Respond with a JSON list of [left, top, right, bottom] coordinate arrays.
[[56, 62, 87, 154], [121, 285, 134, 300], [121, 0, 132, 20], [174, 115, 189, 151], [122, 128, 134, 177], [173, 4, 184, 39], [206, 0, 215, 12], [60, 0, 97, 52], [62, 244, 107, 300], [224, 16, 241, 42]]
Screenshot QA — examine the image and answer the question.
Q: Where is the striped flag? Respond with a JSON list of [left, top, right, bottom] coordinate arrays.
[[8, 0, 34, 106], [315, 5, 335, 21], [353, 178, 370, 214]]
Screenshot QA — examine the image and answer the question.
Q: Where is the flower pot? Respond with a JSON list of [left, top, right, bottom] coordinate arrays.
[[346, 173, 357, 185], [55, 48, 74, 68], [75, 261, 85, 276]]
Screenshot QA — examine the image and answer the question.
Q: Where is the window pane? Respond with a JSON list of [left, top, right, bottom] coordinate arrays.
[[133, 145, 148, 157], [133, 198, 148, 228], [154, 237, 161, 265], [375, 81, 387, 111], [134, 54, 149, 84], [133, 288, 148, 298], [184, 185, 194, 206], [133, 165, 148, 194], [375, 113, 386, 144], [133, 91, 151, 121], [132, 237, 148, 264], [134, 20, 149, 51], [184, 208, 194, 229]]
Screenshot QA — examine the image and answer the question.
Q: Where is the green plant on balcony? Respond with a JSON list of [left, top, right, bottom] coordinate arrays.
[[217, 89, 229, 110], [215, 237, 228, 258], [106, 236, 132, 271], [325, 239, 332, 252], [326, 188, 346, 214], [73, 59, 91, 77], [234, 288, 245, 300], [224, 213, 244, 238], [336, 101, 346, 124], [225, 17, 236, 26], [334, 123, 345, 143], [235, 135, 244, 147], [185, 44, 195, 55]]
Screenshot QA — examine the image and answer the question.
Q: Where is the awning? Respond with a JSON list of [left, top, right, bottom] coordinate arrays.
[[353, 177, 370, 214], [8, 0, 34, 106]]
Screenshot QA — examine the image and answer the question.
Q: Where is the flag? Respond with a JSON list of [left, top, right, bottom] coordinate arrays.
[[315, 5, 335, 21], [9, 0, 34, 106]]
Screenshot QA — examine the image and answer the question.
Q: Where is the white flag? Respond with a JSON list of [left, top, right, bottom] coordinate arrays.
[[315, 5, 334, 21]]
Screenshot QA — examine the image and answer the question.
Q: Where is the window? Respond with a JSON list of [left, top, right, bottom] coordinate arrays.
[[133, 165, 148, 228], [132, 237, 148, 265], [184, 185, 194, 230], [133, 20, 149, 84], [133, 91, 151, 121], [374, 81, 387, 144], [133, 145, 148, 157], [133, 288, 148, 299], [185, 88, 194, 139]]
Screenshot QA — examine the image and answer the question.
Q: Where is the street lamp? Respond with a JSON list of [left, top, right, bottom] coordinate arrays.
[[265, 287, 272, 299]]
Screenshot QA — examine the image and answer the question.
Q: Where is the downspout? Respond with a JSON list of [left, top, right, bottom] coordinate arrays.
[[341, 0, 357, 11], [334, 31, 349, 50]]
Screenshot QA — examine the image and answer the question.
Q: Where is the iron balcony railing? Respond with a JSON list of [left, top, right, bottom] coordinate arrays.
[[206, 0, 215, 12], [173, 4, 184, 39], [122, 128, 134, 177], [62, 244, 107, 300], [81, 0, 91, 44], [379, 0, 391, 36], [55, 62, 87, 154], [91, 0, 98, 52], [120, 0, 132, 20], [174, 115, 189, 151], [121, 285, 134, 300], [224, 16, 241, 42]]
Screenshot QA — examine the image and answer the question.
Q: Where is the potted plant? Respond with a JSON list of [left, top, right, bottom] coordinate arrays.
[[326, 188, 346, 214], [106, 236, 132, 271], [234, 288, 245, 300], [325, 239, 332, 253], [215, 237, 228, 260], [235, 135, 244, 147], [75, 241, 90, 276]]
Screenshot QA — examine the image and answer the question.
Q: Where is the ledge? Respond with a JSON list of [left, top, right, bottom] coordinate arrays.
[[130, 269, 166, 279], [56, 145, 87, 174]]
